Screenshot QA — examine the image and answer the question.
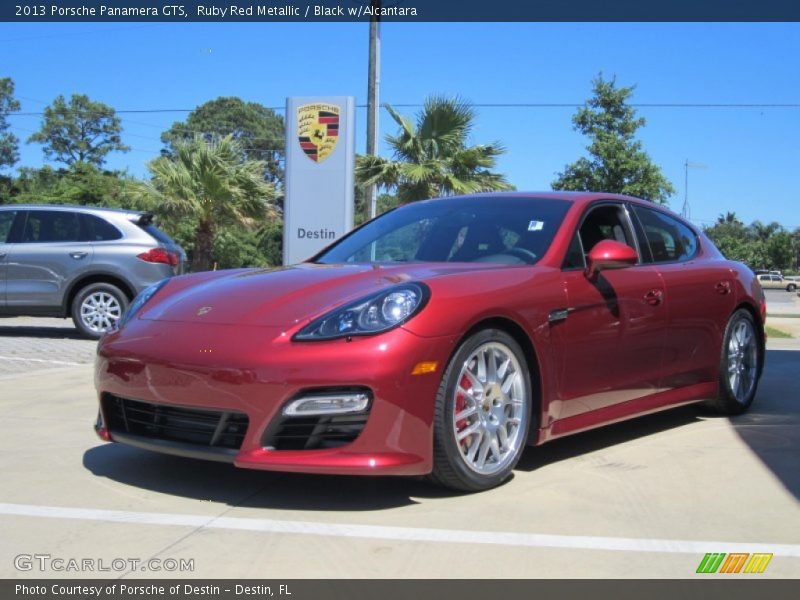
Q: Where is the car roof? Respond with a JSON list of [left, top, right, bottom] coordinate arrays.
[[423, 191, 687, 218], [1, 204, 147, 217], [431, 191, 666, 207]]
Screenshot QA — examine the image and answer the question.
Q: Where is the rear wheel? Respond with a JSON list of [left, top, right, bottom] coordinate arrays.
[[787, 284, 796, 292], [429, 329, 532, 492], [71, 282, 129, 339], [709, 309, 762, 415]]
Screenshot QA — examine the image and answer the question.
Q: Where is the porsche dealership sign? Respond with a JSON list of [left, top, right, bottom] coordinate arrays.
[[284, 96, 355, 265]]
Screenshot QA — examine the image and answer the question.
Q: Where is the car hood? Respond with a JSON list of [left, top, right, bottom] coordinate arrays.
[[140, 262, 503, 327]]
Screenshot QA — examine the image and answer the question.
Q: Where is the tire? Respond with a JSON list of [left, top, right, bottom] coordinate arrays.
[[71, 282, 129, 340], [708, 309, 763, 415], [428, 328, 533, 492], [787, 284, 796, 292]]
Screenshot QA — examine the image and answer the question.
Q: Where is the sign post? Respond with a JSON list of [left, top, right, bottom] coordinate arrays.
[[283, 96, 356, 265]]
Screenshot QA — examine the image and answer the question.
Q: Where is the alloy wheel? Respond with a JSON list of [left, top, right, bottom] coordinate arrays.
[[727, 318, 758, 404], [80, 291, 122, 334], [452, 342, 527, 475]]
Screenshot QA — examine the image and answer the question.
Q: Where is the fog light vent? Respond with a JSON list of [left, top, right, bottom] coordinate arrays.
[[265, 389, 372, 451], [282, 393, 370, 417]]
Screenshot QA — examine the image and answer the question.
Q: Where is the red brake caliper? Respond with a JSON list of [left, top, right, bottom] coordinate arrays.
[[456, 374, 472, 447]]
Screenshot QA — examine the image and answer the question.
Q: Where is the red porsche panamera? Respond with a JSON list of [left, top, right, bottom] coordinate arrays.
[[94, 192, 766, 491]]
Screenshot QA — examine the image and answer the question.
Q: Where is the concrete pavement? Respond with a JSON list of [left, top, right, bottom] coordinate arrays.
[[0, 317, 798, 578]]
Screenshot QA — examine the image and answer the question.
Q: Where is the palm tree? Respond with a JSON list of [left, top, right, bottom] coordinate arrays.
[[717, 211, 740, 225], [145, 135, 275, 272], [749, 220, 781, 243], [356, 96, 513, 203]]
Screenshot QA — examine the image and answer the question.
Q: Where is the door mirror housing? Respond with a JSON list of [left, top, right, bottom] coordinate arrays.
[[585, 240, 638, 279]]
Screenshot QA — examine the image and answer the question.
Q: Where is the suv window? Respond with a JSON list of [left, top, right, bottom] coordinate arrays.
[[632, 205, 698, 263], [0, 210, 16, 243], [22, 210, 81, 243], [82, 213, 122, 241]]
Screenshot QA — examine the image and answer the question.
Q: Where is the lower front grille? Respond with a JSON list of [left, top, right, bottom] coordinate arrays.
[[264, 413, 369, 451], [102, 394, 249, 451]]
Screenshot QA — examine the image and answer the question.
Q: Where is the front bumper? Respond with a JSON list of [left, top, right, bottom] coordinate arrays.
[[95, 319, 456, 476]]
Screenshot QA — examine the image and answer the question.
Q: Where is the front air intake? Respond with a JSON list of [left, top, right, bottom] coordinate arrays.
[[102, 394, 249, 451]]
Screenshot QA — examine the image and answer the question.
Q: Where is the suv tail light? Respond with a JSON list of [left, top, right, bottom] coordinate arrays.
[[137, 248, 179, 267]]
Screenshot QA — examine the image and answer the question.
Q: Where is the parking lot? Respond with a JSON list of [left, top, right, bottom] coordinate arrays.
[[0, 291, 798, 579]]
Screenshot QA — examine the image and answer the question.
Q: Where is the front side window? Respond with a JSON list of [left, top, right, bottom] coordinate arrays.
[[632, 205, 699, 263], [574, 203, 638, 264], [22, 210, 81, 243], [315, 196, 572, 265]]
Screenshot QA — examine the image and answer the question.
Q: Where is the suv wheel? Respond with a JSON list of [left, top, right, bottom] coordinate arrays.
[[71, 283, 129, 339]]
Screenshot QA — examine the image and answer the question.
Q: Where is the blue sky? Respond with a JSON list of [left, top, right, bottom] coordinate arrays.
[[1, 22, 799, 230]]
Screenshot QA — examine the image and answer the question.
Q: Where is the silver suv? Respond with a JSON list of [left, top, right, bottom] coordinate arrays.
[[0, 205, 185, 338]]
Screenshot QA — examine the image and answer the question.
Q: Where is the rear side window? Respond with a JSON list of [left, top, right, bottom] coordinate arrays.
[[139, 223, 175, 246], [82, 213, 122, 241], [22, 210, 81, 243], [0, 210, 16, 243], [632, 206, 699, 263]]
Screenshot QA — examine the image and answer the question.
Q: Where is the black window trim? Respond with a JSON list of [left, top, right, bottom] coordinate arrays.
[[627, 202, 702, 266], [561, 199, 645, 272], [0, 208, 25, 244]]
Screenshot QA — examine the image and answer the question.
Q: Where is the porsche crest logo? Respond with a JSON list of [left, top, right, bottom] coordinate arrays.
[[297, 103, 340, 163]]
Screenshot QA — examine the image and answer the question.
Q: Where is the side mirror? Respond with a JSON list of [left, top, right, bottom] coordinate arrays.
[[585, 240, 638, 279]]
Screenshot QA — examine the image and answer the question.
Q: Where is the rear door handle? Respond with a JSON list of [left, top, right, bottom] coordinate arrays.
[[715, 281, 731, 295], [69, 251, 88, 260], [644, 289, 663, 306]]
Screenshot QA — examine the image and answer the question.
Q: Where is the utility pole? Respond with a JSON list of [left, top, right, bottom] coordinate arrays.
[[366, 0, 381, 221]]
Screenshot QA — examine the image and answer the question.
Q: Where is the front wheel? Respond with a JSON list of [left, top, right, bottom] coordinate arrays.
[[71, 282, 129, 339], [787, 284, 796, 292], [429, 329, 532, 492], [709, 309, 763, 415]]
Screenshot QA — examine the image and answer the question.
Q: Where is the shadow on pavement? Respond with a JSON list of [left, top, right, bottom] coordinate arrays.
[[0, 323, 85, 340], [83, 443, 460, 511], [515, 405, 702, 472], [726, 349, 800, 500]]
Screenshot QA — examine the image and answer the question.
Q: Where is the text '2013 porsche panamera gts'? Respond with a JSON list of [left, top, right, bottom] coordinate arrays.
[[94, 192, 766, 492]]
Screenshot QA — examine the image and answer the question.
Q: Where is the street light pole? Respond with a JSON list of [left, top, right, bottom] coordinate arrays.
[[366, 0, 381, 221]]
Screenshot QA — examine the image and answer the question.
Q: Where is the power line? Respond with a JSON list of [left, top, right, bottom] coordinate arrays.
[[7, 102, 800, 118]]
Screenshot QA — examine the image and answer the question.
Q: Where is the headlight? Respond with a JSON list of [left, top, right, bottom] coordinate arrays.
[[293, 283, 430, 341], [119, 279, 169, 328]]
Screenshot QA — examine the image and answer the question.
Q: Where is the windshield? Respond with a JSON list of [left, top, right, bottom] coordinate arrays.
[[314, 196, 572, 265]]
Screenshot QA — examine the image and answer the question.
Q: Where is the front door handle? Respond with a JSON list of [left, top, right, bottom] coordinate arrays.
[[69, 251, 88, 260], [644, 289, 663, 306], [715, 281, 731, 295]]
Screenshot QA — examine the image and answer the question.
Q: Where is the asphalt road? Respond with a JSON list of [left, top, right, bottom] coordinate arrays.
[[0, 317, 798, 578]]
